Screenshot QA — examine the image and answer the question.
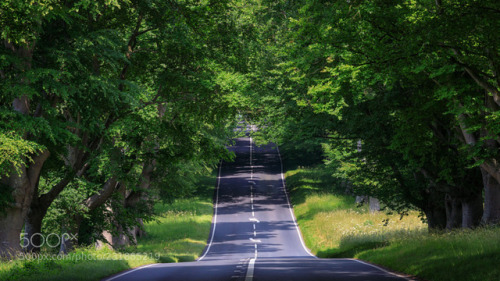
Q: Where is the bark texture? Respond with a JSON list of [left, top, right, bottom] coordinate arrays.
[[481, 168, 500, 224], [445, 195, 462, 230], [0, 151, 50, 257], [461, 191, 483, 228]]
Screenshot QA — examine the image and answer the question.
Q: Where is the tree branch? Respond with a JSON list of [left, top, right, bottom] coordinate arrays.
[[450, 48, 500, 107]]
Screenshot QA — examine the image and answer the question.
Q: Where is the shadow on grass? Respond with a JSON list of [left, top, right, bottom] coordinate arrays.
[[124, 173, 217, 264], [317, 228, 426, 259], [1, 256, 135, 281], [285, 166, 345, 206], [355, 230, 500, 281], [294, 195, 356, 222], [317, 241, 389, 258]]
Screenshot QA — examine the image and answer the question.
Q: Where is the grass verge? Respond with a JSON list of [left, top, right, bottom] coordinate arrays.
[[285, 165, 500, 281], [124, 174, 215, 263], [0, 173, 216, 281], [356, 227, 500, 281]]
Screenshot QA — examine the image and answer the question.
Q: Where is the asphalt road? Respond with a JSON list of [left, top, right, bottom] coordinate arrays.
[[104, 137, 411, 281]]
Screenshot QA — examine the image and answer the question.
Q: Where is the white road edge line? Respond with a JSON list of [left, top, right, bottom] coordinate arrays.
[[245, 258, 256, 281], [104, 264, 156, 281], [276, 146, 317, 258], [197, 161, 223, 261], [348, 259, 414, 281]]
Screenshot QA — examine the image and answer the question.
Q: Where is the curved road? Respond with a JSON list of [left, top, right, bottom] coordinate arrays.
[[104, 137, 411, 281]]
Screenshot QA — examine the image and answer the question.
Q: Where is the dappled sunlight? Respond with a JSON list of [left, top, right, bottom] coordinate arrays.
[[285, 165, 426, 259], [355, 227, 500, 281]]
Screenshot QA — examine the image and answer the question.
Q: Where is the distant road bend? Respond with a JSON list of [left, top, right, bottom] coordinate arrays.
[[104, 136, 412, 281]]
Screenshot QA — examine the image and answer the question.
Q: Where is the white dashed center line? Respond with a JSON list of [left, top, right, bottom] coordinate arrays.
[[246, 135, 258, 281]]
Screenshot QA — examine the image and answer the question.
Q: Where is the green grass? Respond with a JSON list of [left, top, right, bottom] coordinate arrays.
[[356, 227, 500, 281], [285, 164, 500, 281], [125, 174, 216, 263], [285, 166, 426, 257], [0, 247, 156, 281], [0, 173, 216, 281]]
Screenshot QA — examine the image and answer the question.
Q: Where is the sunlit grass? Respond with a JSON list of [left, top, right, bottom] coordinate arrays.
[[286, 165, 500, 281], [0, 247, 156, 281], [130, 188, 214, 262], [356, 227, 500, 281], [285, 166, 426, 257], [0, 173, 216, 280]]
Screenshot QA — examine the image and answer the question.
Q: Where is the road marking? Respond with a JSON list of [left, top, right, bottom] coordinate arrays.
[[249, 238, 261, 243], [104, 264, 156, 281], [276, 146, 317, 258], [250, 137, 253, 180], [249, 217, 260, 223], [197, 161, 223, 261], [253, 231, 256, 237], [253, 224, 255, 230], [245, 258, 256, 281], [348, 259, 414, 280]]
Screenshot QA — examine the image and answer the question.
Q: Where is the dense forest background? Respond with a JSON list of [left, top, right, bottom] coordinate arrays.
[[1, 0, 500, 258]]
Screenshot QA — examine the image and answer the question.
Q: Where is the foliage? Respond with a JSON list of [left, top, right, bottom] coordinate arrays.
[[0, 171, 216, 280], [239, 0, 500, 229], [286, 164, 500, 281], [0, 0, 241, 256]]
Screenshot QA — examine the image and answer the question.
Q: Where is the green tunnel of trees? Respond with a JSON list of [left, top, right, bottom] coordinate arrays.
[[1, 0, 500, 258]]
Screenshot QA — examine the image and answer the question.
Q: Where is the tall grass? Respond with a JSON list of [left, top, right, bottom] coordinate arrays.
[[286, 165, 500, 281], [285, 166, 426, 258], [356, 227, 500, 281]]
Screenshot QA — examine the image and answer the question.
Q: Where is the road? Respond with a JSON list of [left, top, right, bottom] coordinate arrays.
[[104, 137, 411, 281]]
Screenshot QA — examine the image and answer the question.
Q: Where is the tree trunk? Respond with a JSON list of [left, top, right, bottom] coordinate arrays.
[[0, 203, 26, 258], [99, 161, 155, 249], [136, 218, 146, 238], [24, 210, 45, 252], [60, 177, 117, 254], [25, 160, 87, 253], [355, 195, 367, 204], [445, 195, 462, 230], [462, 191, 483, 228], [481, 168, 500, 224], [59, 221, 80, 254], [369, 197, 380, 213], [424, 207, 447, 230], [0, 42, 43, 258], [0, 151, 49, 258], [423, 191, 447, 230]]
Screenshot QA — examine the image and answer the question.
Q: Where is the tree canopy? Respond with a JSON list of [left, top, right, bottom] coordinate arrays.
[[1, 0, 500, 257]]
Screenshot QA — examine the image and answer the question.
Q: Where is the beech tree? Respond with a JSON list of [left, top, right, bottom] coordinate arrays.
[[242, 0, 500, 229], [1, 0, 238, 257]]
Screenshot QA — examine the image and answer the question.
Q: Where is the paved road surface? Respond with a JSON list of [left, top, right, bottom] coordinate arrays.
[[104, 137, 411, 281]]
